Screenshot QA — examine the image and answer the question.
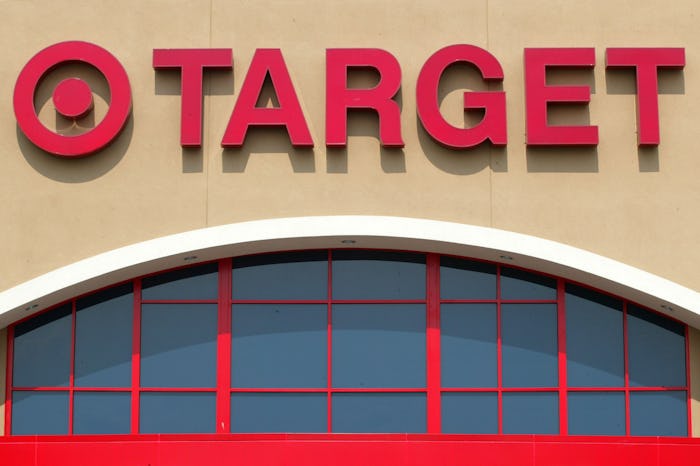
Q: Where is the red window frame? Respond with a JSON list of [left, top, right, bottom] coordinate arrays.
[[3, 249, 693, 437]]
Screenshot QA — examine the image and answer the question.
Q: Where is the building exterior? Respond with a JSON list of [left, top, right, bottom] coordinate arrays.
[[0, 0, 699, 464]]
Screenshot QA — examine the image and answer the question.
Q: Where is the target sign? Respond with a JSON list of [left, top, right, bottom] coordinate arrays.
[[13, 41, 132, 157]]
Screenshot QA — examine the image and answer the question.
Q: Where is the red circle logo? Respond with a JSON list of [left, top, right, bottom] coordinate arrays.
[[14, 41, 132, 158]]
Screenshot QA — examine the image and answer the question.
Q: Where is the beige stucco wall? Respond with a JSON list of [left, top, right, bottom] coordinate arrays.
[[0, 0, 697, 294], [0, 0, 698, 435]]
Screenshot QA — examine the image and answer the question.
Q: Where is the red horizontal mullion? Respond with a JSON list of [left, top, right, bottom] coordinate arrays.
[[566, 387, 626, 392], [13, 386, 132, 392], [71, 387, 132, 392], [231, 300, 427, 305], [231, 388, 328, 393], [330, 388, 426, 393], [501, 299, 558, 304], [141, 299, 218, 304], [331, 299, 426, 305], [566, 386, 688, 392], [439, 299, 498, 304], [440, 299, 557, 305], [10, 387, 72, 392], [490, 387, 559, 393], [441, 388, 500, 393], [232, 387, 426, 393], [139, 387, 217, 393], [626, 386, 689, 392], [232, 299, 328, 305]]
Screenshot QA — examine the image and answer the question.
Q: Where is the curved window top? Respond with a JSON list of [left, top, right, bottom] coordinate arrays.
[[6, 250, 690, 438]]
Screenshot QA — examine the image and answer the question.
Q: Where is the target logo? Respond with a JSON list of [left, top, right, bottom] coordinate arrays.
[[13, 41, 132, 157], [10, 41, 684, 160]]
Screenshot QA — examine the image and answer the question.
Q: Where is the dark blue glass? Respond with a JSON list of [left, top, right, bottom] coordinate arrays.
[[142, 263, 218, 300], [502, 304, 558, 387], [13, 304, 71, 387], [233, 251, 327, 300], [139, 392, 216, 433], [141, 304, 217, 388], [332, 251, 425, 300], [628, 305, 686, 387], [332, 393, 426, 433], [630, 391, 687, 437], [231, 393, 326, 432], [73, 392, 131, 434], [500, 268, 556, 300], [440, 258, 497, 300], [566, 285, 624, 387], [332, 304, 425, 388], [75, 284, 133, 387], [502, 392, 559, 434], [232, 304, 327, 388], [12, 391, 68, 435], [441, 304, 497, 387], [568, 392, 625, 435], [442, 392, 498, 434]]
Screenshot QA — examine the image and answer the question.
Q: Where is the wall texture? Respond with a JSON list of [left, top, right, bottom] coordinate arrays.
[[0, 0, 697, 293]]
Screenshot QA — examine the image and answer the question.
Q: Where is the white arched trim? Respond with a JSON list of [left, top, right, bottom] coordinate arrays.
[[1, 216, 698, 328]]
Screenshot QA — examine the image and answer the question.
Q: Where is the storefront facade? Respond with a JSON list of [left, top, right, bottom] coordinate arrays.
[[0, 0, 699, 464]]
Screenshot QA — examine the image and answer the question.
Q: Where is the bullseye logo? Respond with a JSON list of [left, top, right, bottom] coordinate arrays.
[[13, 41, 131, 157]]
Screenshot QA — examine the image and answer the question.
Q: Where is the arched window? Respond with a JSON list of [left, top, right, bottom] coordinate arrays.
[[6, 250, 689, 437]]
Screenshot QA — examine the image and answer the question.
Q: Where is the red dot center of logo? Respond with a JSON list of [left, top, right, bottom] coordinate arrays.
[[52, 77, 94, 119]]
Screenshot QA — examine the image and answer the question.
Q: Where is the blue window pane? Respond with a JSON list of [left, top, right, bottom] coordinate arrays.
[[140, 392, 216, 433], [503, 392, 559, 434], [440, 258, 497, 300], [630, 391, 687, 437], [332, 393, 426, 433], [441, 304, 497, 387], [75, 285, 133, 387], [628, 305, 686, 387], [332, 251, 426, 300], [231, 393, 326, 433], [232, 304, 327, 388], [73, 392, 130, 434], [442, 392, 498, 434], [12, 391, 68, 435], [502, 304, 558, 387], [332, 304, 425, 388], [141, 304, 217, 388], [142, 263, 218, 300], [501, 268, 556, 300], [233, 251, 327, 300], [13, 304, 71, 387], [568, 392, 625, 436], [566, 285, 623, 387]]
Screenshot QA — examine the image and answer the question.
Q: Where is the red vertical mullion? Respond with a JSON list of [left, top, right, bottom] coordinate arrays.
[[426, 254, 441, 433], [496, 265, 503, 434], [4, 326, 14, 435], [130, 279, 142, 434], [623, 301, 630, 436], [557, 280, 567, 435], [685, 325, 692, 437], [68, 300, 76, 434], [327, 249, 333, 433], [217, 258, 232, 433]]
